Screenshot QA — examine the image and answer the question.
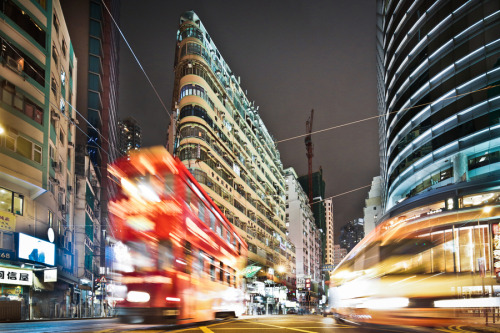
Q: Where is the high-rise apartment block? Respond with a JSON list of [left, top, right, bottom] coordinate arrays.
[[0, 0, 78, 318], [285, 168, 322, 310], [118, 116, 141, 156], [333, 244, 347, 267], [285, 168, 322, 282], [168, 11, 296, 313], [324, 198, 335, 267], [62, 1, 121, 312], [339, 218, 364, 253]]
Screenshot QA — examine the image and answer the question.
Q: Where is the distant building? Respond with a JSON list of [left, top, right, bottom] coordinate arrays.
[[339, 218, 364, 253], [285, 167, 322, 310], [333, 245, 347, 267], [324, 198, 335, 266], [363, 176, 382, 236], [118, 117, 141, 156], [298, 168, 326, 264], [285, 168, 321, 283]]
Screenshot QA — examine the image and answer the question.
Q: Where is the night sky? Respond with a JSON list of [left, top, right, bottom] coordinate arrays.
[[118, 0, 379, 241]]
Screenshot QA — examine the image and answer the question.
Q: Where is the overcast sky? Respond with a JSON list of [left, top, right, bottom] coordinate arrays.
[[118, 0, 379, 241]]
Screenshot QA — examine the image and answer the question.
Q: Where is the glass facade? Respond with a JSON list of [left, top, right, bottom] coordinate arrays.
[[378, 0, 500, 210], [376, 0, 500, 288]]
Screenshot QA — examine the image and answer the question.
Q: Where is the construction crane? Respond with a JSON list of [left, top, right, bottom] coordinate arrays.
[[305, 109, 314, 204]]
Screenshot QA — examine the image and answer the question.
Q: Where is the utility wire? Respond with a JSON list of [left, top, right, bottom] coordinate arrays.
[[276, 84, 500, 144], [310, 184, 372, 206], [101, 0, 171, 118]]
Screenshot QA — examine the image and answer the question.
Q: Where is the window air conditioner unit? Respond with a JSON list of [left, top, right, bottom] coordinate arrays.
[[68, 142, 74, 147], [67, 185, 73, 191], [51, 111, 60, 120], [7, 56, 24, 72]]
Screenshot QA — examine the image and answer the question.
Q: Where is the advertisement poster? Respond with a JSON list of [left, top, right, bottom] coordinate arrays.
[[18, 233, 55, 266]]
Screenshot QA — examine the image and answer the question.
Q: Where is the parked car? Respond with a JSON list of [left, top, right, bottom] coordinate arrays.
[[287, 308, 297, 314]]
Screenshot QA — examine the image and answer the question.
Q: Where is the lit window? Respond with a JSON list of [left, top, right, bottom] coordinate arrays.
[[60, 98, 65, 113], [60, 70, 66, 86], [0, 187, 23, 215]]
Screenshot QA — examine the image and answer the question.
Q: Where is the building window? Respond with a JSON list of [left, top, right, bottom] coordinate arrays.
[[51, 77, 57, 95], [59, 130, 65, 144], [4, 128, 42, 164], [52, 44, 58, 65], [61, 39, 67, 57], [48, 210, 53, 228], [59, 97, 65, 113], [0, 81, 43, 124], [53, 13, 59, 34], [0, 187, 23, 215], [1, 0, 46, 48], [60, 70, 66, 86]]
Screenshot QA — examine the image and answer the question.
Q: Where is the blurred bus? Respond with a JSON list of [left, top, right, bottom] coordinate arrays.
[[328, 205, 500, 327], [108, 146, 248, 324]]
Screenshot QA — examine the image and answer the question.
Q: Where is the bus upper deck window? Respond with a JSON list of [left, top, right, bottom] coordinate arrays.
[[164, 174, 175, 195], [158, 240, 173, 270], [219, 261, 224, 281]]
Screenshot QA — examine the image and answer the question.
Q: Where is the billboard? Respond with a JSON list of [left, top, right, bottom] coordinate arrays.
[[18, 233, 55, 266]]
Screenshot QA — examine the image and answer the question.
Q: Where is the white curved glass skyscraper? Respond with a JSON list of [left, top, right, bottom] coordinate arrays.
[[377, 0, 500, 283]]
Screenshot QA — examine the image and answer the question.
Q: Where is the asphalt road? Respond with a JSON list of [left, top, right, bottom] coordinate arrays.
[[0, 315, 480, 333]]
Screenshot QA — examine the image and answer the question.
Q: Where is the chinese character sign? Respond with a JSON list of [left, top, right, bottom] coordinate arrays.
[[0, 211, 16, 231], [0, 266, 33, 286]]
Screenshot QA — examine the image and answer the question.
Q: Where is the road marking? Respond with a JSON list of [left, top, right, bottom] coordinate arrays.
[[199, 326, 215, 333], [212, 327, 352, 330], [437, 326, 477, 333], [238, 319, 321, 333]]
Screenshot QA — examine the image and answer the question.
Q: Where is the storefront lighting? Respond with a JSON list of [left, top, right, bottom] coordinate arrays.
[[483, 206, 492, 213]]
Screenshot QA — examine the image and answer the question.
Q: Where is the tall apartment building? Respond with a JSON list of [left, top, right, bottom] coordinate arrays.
[[298, 169, 326, 264], [118, 116, 141, 156], [339, 218, 364, 253], [376, 0, 500, 286], [285, 168, 322, 309], [333, 244, 347, 267], [363, 176, 381, 235], [167, 11, 295, 312], [61, 0, 121, 293], [0, 0, 78, 319], [285, 168, 322, 282], [324, 198, 335, 267]]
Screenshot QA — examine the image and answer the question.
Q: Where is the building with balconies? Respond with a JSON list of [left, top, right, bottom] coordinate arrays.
[[285, 167, 322, 310], [74, 154, 102, 316], [0, 0, 78, 319], [167, 10, 295, 314]]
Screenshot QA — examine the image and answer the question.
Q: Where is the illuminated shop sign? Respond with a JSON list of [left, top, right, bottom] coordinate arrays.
[[17, 233, 55, 266], [0, 266, 33, 286]]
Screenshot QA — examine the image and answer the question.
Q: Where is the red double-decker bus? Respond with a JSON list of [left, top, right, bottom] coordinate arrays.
[[108, 146, 248, 324]]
